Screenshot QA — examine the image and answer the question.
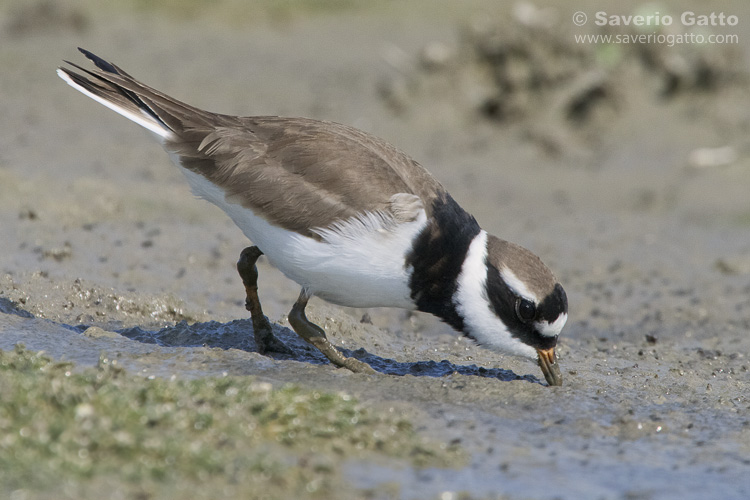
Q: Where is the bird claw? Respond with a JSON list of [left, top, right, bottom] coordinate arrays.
[[339, 356, 376, 374], [256, 327, 294, 355]]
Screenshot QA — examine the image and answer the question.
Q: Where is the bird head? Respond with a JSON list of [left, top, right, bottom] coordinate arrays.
[[454, 232, 568, 386]]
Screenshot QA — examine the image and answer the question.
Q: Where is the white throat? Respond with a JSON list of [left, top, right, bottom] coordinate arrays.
[[453, 230, 537, 359]]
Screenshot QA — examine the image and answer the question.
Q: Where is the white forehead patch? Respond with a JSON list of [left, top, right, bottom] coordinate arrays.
[[500, 266, 539, 303], [536, 313, 567, 338]]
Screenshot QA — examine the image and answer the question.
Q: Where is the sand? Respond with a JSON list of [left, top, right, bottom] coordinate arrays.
[[1, 1, 750, 498]]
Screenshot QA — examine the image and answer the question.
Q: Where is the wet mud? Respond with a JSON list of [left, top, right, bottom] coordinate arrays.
[[2, 1, 750, 498]]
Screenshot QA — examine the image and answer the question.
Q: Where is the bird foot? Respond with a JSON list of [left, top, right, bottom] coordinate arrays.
[[252, 318, 294, 355], [289, 291, 376, 374], [238, 246, 293, 356]]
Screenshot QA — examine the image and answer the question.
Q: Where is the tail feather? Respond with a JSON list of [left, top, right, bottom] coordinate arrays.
[[57, 48, 216, 141], [78, 47, 134, 78], [56, 66, 174, 139]]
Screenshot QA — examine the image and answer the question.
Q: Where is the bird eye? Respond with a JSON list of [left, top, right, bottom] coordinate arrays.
[[515, 298, 536, 322]]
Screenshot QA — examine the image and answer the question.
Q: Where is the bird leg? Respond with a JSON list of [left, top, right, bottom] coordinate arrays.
[[237, 246, 292, 354], [288, 290, 375, 374]]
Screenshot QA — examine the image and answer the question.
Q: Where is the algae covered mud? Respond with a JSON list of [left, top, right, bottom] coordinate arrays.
[[2, 0, 750, 498], [0, 344, 462, 499]]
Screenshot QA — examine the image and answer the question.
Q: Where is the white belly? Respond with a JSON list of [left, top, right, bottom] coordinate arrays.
[[179, 167, 424, 309]]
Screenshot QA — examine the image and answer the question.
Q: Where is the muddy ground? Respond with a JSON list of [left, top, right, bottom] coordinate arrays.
[[1, 0, 750, 498]]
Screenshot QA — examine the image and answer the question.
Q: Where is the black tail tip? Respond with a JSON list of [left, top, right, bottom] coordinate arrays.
[[78, 47, 119, 75]]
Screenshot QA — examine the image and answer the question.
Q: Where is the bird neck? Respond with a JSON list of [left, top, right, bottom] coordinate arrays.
[[406, 194, 481, 332]]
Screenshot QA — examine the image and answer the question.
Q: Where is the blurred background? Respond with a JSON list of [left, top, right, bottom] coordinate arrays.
[[2, 0, 749, 322]]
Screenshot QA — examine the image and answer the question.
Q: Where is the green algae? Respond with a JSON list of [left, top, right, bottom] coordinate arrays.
[[0, 345, 462, 499]]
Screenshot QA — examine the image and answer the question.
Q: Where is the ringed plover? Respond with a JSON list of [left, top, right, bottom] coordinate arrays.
[[57, 48, 568, 385]]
